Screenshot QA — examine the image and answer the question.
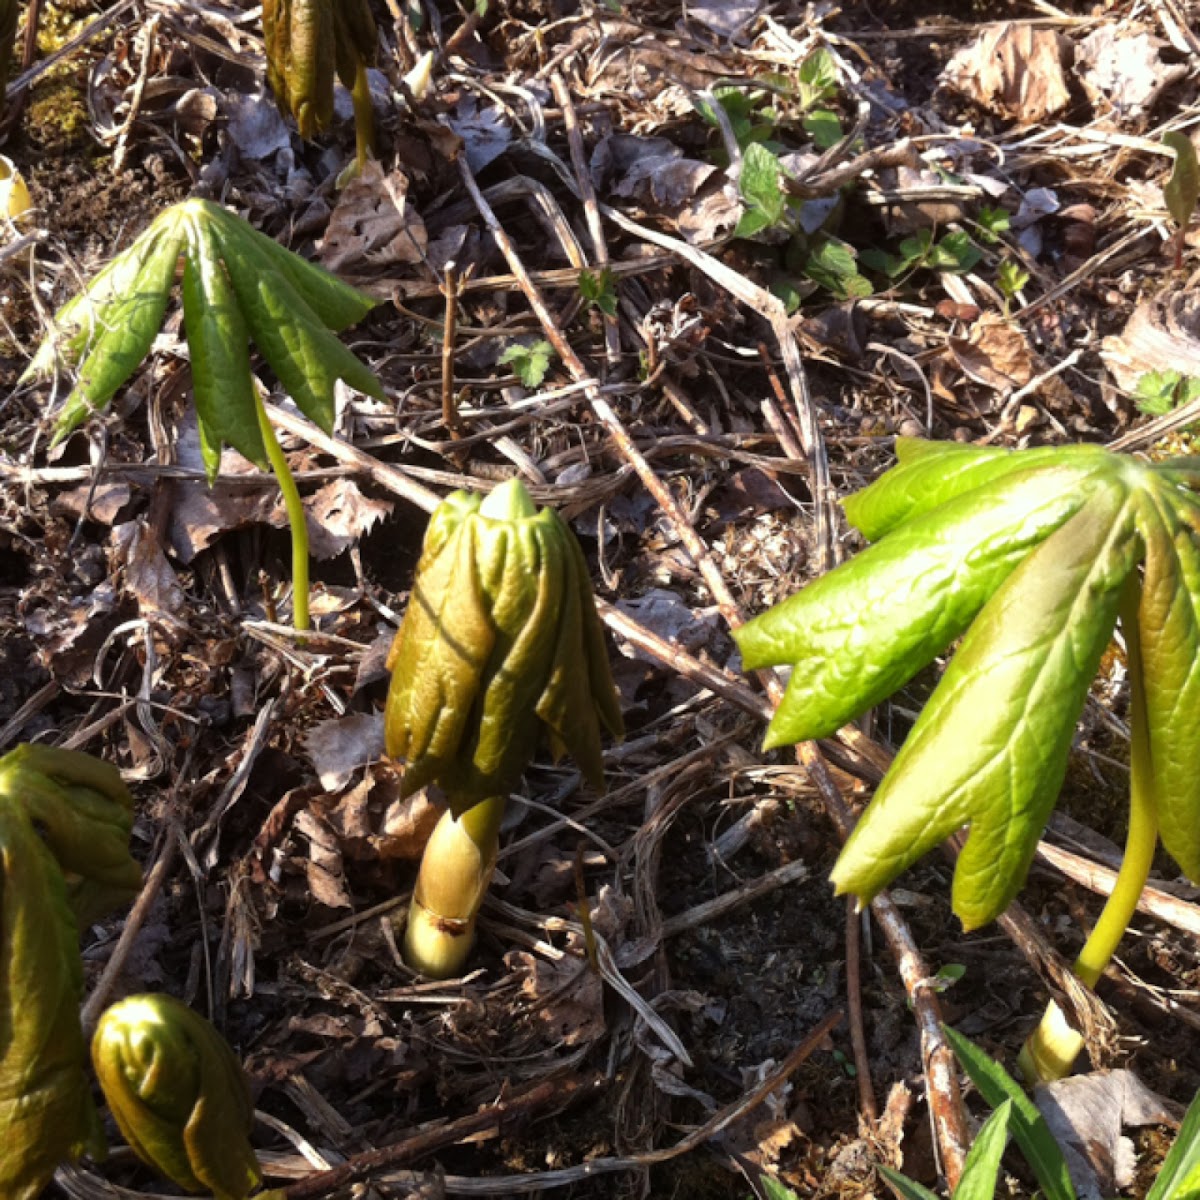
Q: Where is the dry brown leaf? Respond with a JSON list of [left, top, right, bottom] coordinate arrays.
[[1035, 1070, 1178, 1199], [948, 313, 1035, 396], [1074, 25, 1185, 124], [52, 481, 131, 524], [507, 950, 607, 1045], [318, 161, 428, 272], [942, 24, 1071, 123], [277, 478, 393, 561], [303, 712, 385, 791], [294, 807, 352, 909], [114, 520, 186, 624], [377, 788, 441, 860], [1101, 287, 1200, 391]]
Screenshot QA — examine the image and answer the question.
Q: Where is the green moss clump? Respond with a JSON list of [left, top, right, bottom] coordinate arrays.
[[26, 75, 89, 153]]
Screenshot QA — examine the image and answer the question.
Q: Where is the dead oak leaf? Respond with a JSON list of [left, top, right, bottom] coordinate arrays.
[[1074, 25, 1185, 124], [506, 950, 607, 1046], [942, 24, 1071, 123], [317, 161, 428, 272], [114, 520, 187, 626], [288, 478, 392, 561], [948, 312, 1035, 396]]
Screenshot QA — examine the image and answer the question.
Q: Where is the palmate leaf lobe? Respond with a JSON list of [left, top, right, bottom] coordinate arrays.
[[735, 440, 1200, 928]]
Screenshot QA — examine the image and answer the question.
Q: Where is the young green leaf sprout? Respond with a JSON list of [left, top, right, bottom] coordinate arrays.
[[385, 479, 623, 977], [92, 994, 261, 1200], [735, 438, 1200, 1080]]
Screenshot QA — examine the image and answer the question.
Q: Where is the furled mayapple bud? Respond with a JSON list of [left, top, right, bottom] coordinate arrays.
[[262, 0, 377, 140], [385, 479, 623, 976], [6, 742, 143, 923], [0, 743, 142, 1198], [0, 798, 105, 1200], [385, 478, 624, 813], [92, 994, 262, 1200]]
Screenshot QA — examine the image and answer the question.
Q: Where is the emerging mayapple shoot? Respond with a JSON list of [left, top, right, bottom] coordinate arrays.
[[735, 438, 1200, 1079], [385, 479, 623, 977], [263, 0, 378, 174], [0, 745, 141, 1200], [23, 198, 383, 631], [92, 994, 262, 1200]]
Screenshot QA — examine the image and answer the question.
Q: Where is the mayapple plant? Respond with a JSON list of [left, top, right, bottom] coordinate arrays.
[[92, 994, 262, 1200], [264, 0, 378, 176], [0, 744, 141, 1200], [385, 479, 624, 977], [734, 438, 1200, 1080], [23, 197, 384, 631]]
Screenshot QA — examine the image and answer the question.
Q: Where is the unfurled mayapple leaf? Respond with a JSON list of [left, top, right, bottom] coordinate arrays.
[[23, 198, 382, 480], [385, 479, 624, 812], [735, 439, 1200, 929], [93, 994, 261, 1200], [0, 799, 105, 1200]]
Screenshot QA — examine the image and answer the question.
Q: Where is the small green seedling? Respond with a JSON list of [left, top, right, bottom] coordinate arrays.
[[499, 339, 555, 389], [802, 237, 872, 300], [996, 259, 1030, 313], [735, 439, 1200, 1079], [975, 205, 1012, 244], [1163, 132, 1199, 271], [23, 198, 383, 631], [861, 229, 983, 281], [1136, 369, 1200, 419], [579, 267, 618, 317]]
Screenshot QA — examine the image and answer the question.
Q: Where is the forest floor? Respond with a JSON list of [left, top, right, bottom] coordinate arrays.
[[4, 0, 1200, 1197]]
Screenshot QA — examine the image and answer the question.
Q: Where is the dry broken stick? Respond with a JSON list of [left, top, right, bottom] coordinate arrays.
[[454, 154, 970, 1187]]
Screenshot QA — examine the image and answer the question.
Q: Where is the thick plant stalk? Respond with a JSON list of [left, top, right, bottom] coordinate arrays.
[[405, 796, 505, 978], [253, 390, 310, 632], [1020, 579, 1157, 1080], [350, 60, 374, 174]]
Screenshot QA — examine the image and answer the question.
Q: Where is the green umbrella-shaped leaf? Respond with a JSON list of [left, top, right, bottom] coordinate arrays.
[[55, 228, 184, 435], [181, 211, 265, 477], [830, 484, 1142, 928], [846, 436, 1113, 540], [1139, 489, 1200, 879], [93, 995, 260, 1200], [24, 215, 179, 384], [386, 521, 496, 796], [214, 217, 382, 433], [207, 203, 377, 334], [735, 461, 1110, 748]]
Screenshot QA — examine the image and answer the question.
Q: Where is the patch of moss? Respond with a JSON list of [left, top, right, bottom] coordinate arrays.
[[36, 1, 86, 54], [26, 74, 89, 154]]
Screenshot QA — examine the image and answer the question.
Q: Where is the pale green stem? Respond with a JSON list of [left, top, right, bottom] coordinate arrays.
[[252, 392, 310, 632], [1073, 583, 1157, 988], [1020, 576, 1157, 1080], [403, 794, 506, 978], [351, 60, 374, 175]]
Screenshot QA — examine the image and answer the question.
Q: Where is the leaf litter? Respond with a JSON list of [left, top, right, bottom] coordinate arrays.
[[4, 0, 1200, 1197]]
